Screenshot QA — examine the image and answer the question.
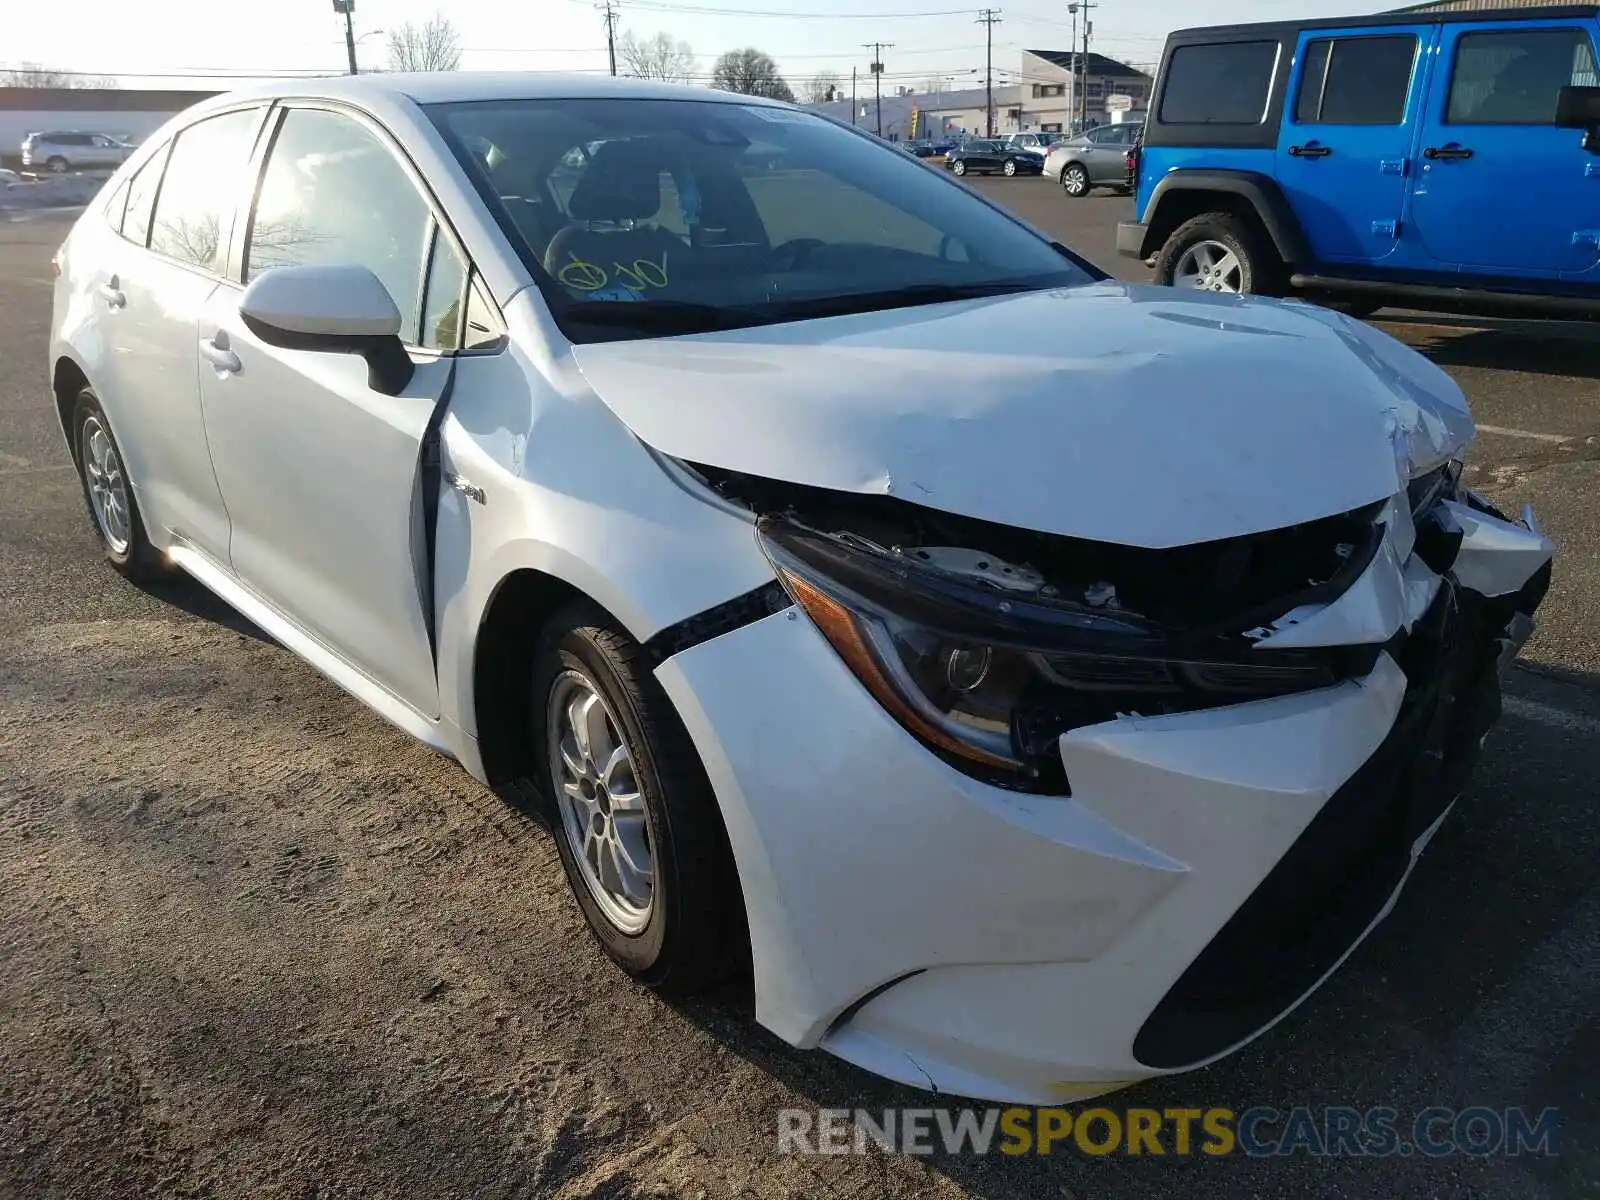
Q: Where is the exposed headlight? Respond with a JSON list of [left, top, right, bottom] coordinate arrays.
[[758, 517, 1378, 793]]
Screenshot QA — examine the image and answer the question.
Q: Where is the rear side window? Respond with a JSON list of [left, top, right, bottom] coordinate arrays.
[[149, 108, 263, 272], [122, 141, 170, 247], [1296, 35, 1418, 125], [1447, 27, 1599, 124], [1159, 41, 1281, 124]]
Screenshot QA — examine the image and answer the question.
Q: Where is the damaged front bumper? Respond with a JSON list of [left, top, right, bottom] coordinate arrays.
[[652, 476, 1551, 1104]]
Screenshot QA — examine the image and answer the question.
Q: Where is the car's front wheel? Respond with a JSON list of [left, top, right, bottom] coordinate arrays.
[[534, 601, 743, 993], [1003, 158, 1018, 177], [1061, 163, 1090, 198], [1156, 212, 1284, 296], [71, 389, 163, 579], [952, 160, 967, 176]]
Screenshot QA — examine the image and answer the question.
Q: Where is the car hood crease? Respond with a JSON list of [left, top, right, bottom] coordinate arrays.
[[569, 281, 1475, 549]]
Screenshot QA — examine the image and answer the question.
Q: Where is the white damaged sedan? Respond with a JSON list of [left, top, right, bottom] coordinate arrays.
[[49, 73, 1554, 1104]]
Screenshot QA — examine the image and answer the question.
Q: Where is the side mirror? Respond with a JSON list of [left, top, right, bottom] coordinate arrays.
[[239, 264, 415, 395], [1555, 85, 1600, 154]]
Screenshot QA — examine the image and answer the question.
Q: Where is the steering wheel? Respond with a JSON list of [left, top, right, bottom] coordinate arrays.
[[771, 238, 825, 271]]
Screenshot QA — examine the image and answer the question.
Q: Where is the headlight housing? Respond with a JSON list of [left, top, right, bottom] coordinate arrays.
[[759, 516, 1381, 793]]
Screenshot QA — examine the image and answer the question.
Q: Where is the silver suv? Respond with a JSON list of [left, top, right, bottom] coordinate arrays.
[[20, 131, 133, 174]]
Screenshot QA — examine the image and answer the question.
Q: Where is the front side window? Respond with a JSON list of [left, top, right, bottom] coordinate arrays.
[[245, 107, 433, 344], [1160, 41, 1282, 124], [429, 99, 1091, 342], [148, 108, 262, 272], [1296, 35, 1418, 125], [1447, 27, 1599, 124]]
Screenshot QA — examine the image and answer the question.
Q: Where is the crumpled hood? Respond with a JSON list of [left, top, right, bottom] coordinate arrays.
[[569, 281, 1475, 548]]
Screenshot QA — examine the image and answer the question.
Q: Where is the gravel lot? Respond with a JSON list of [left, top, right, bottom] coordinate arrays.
[[1, 186, 1597, 1200]]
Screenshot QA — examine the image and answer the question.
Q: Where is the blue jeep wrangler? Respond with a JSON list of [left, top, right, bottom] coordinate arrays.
[[1119, 2, 1600, 317]]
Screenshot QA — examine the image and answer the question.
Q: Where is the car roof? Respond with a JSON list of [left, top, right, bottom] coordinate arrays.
[[1170, 2, 1599, 39], [186, 72, 783, 111]]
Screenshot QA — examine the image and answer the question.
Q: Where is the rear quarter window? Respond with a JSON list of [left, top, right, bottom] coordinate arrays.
[[1159, 41, 1282, 124]]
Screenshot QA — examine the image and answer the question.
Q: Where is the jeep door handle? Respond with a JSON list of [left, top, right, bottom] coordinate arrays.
[[1288, 144, 1332, 158], [1424, 145, 1474, 161], [200, 335, 241, 374]]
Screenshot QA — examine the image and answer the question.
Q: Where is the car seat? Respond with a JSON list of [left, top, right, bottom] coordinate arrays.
[[542, 141, 686, 296]]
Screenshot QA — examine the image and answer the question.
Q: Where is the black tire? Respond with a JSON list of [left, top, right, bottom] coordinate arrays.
[[1154, 211, 1286, 296], [47, 157, 68, 174], [1061, 162, 1091, 199], [533, 600, 743, 994], [1003, 158, 1018, 177], [952, 160, 967, 176], [70, 389, 163, 580]]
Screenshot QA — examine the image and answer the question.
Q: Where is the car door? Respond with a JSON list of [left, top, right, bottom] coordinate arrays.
[[1089, 125, 1133, 182], [89, 108, 267, 563], [1410, 18, 1600, 277], [1276, 25, 1436, 265], [197, 103, 456, 717]]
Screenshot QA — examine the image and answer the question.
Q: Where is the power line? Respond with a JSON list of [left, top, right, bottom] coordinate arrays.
[[976, 8, 1001, 138]]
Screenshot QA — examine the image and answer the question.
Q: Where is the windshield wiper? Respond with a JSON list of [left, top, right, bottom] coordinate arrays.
[[759, 279, 1054, 322], [562, 298, 746, 333]]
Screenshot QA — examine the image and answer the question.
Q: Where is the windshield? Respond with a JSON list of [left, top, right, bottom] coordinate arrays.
[[427, 98, 1095, 342]]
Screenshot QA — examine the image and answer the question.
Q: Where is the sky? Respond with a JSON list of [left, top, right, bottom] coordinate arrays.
[[6, 0, 1404, 95]]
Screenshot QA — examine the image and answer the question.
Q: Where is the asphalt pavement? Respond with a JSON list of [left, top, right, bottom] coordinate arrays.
[[1, 190, 1597, 1200]]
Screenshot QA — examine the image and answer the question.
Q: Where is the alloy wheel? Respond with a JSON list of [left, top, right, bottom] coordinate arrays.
[[547, 670, 654, 934], [1173, 239, 1244, 293], [1063, 165, 1088, 196], [81, 415, 131, 554]]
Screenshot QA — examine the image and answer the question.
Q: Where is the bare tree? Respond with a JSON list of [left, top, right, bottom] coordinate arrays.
[[387, 15, 463, 73], [801, 71, 841, 105], [618, 31, 695, 83], [0, 63, 118, 88], [710, 49, 794, 103]]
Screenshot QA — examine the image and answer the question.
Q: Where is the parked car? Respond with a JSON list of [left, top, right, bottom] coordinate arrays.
[[1001, 131, 1064, 158], [50, 75, 1552, 1105], [1121, 6, 1600, 317], [1044, 121, 1143, 197], [20, 131, 133, 173], [946, 138, 1044, 176]]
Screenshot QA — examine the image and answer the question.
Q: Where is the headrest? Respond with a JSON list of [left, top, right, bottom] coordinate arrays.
[[565, 140, 662, 222]]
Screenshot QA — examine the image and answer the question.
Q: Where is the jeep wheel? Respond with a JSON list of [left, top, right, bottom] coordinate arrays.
[[1061, 163, 1090, 198], [1156, 212, 1284, 296]]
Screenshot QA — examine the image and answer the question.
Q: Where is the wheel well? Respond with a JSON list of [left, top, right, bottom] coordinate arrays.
[[1146, 190, 1269, 259], [473, 568, 582, 786], [52, 358, 89, 462]]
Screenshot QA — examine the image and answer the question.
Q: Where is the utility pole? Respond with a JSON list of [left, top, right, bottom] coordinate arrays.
[[333, 0, 357, 75], [1078, 0, 1098, 130], [977, 9, 1001, 138], [598, 0, 619, 76], [851, 66, 857, 125], [864, 43, 892, 138]]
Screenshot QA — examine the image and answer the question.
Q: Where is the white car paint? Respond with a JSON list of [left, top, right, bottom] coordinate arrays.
[[47, 71, 1555, 1106], [570, 283, 1477, 549], [239, 264, 404, 338]]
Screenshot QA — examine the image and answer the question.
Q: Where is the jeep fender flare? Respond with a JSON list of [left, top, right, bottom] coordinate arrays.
[[1140, 170, 1310, 267]]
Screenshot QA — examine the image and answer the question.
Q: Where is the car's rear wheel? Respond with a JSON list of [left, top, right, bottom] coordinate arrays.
[[1062, 163, 1090, 198], [1003, 158, 1018, 177], [952, 160, 967, 176], [534, 600, 743, 993], [1156, 212, 1284, 296], [71, 389, 163, 580], [47, 157, 68, 174]]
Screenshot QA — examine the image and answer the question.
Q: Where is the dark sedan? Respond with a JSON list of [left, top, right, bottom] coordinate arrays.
[[945, 139, 1043, 178]]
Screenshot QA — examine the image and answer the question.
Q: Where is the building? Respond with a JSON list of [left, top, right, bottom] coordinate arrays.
[[1, 87, 218, 165], [1016, 50, 1155, 131], [800, 49, 1153, 140]]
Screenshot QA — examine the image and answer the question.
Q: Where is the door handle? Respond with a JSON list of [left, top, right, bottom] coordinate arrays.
[[1288, 143, 1332, 158], [97, 276, 125, 308], [200, 335, 241, 375], [1424, 145, 1474, 161]]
